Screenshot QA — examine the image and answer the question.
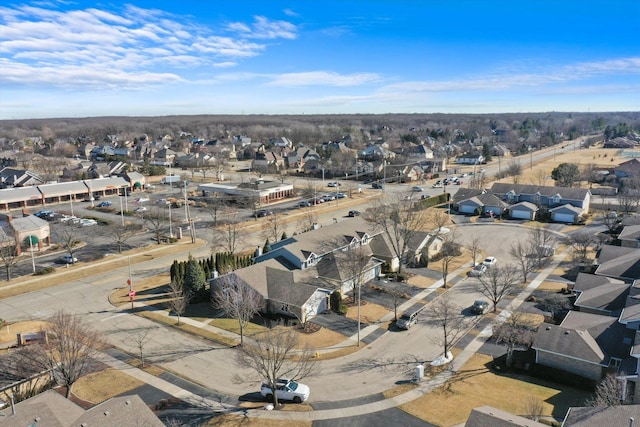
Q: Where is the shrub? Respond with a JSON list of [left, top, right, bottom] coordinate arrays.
[[330, 291, 348, 315], [34, 267, 56, 276]]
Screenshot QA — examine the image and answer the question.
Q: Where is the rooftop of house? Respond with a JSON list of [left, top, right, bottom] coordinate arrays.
[[490, 183, 590, 200]]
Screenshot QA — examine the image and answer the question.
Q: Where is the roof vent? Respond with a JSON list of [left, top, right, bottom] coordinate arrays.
[[546, 326, 551, 330], [564, 331, 570, 335], [104, 411, 110, 416], [125, 399, 131, 405]]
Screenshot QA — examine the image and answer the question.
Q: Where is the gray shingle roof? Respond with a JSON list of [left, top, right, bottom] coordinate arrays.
[[563, 404, 640, 426], [595, 245, 640, 280], [465, 405, 548, 427], [490, 183, 590, 200]]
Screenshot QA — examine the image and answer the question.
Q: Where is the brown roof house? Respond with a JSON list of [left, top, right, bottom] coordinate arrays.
[[210, 219, 396, 322]]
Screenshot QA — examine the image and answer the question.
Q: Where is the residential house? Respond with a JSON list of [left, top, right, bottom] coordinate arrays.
[[465, 405, 548, 427], [286, 146, 320, 170], [455, 153, 484, 165], [270, 137, 293, 148], [490, 183, 591, 218], [151, 148, 177, 166], [549, 204, 585, 224], [252, 150, 286, 172], [604, 137, 638, 149], [90, 145, 116, 159], [532, 310, 631, 382], [452, 188, 487, 204], [562, 404, 640, 426], [507, 201, 539, 220], [490, 144, 510, 157], [403, 143, 434, 160], [456, 193, 508, 216], [619, 224, 640, 248], [360, 145, 395, 161], [614, 159, 640, 180], [594, 245, 640, 281], [419, 158, 448, 174], [0, 168, 44, 188], [88, 161, 126, 178], [572, 273, 629, 316], [211, 220, 395, 321], [0, 390, 163, 426], [406, 231, 444, 266]]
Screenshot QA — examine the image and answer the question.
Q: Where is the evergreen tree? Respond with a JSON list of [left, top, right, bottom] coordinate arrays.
[[281, 231, 288, 240], [185, 255, 206, 296], [263, 239, 272, 253]]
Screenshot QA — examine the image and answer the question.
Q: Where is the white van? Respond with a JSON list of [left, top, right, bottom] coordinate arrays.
[[396, 306, 425, 330]]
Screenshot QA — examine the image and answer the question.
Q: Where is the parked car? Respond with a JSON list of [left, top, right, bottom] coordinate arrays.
[[59, 254, 78, 264], [468, 264, 487, 277], [470, 300, 490, 315], [336, 192, 347, 199], [348, 210, 360, 217], [298, 200, 311, 207], [98, 201, 112, 207], [372, 182, 384, 189], [396, 306, 425, 330], [135, 197, 150, 203], [60, 215, 77, 223], [322, 194, 335, 201], [79, 218, 97, 227], [35, 210, 54, 219], [327, 182, 341, 187], [482, 256, 497, 268], [134, 207, 147, 213], [412, 186, 423, 192], [260, 378, 310, 403], [455, 180, 463, 185], [83, 196, 95, 202], [157, 199, 170, 206], [432, 182, 443, 188], [256, 209, 272, 217]]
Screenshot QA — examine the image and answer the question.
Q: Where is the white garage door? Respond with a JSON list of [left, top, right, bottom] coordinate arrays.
[[510, 209, 531, 219], [553, 213, 575, 223], [459, 204, 477, 214]]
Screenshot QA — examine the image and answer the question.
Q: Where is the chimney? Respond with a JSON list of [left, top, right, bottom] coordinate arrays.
[[255, 246, 263, 257], [630, 417, 634, 427]]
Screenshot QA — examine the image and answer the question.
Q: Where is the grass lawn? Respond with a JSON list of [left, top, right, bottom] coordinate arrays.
[[400, 354, 591, 427], [346, 301, 389, 324], [294, 326, 346, 350], [73, 368, 144, 404], [209, 318, 267, 336], [0, 320, 47, 345]]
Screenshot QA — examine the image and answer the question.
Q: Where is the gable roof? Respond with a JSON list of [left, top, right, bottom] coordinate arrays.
[[490, 183, 590, 200], [509, 201, 539, 212], [563, 404, 640, 426], [465, 405, 548, 427], [594, 245, 640, 280], [573, 278, 630, 314], [618, 224, 640, 243], [10, 214, 49, 232], [549, 204, 583, 215]]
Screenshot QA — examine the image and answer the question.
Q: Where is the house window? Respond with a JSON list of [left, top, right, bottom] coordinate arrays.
[[506, 191, 515, 202], [610, 358, 622, 368]]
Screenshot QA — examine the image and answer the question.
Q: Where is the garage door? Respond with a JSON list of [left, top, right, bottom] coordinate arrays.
[[510, 209, 531, 219], [553, 213, 575, 223], [459, 204, 477, 214]]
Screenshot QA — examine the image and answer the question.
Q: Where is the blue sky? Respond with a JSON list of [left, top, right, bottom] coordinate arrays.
[[1, 0, 639, 119]]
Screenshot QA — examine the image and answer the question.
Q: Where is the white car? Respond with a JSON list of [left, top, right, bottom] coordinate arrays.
[[60, 255, 78, 264], [260, 378, 310, 403], [327, 182, 340, 187], [135, 197, 150, 203], [79, 219, 97, 227], [482, 256, 497, 268], [135, 207, 147, 213]]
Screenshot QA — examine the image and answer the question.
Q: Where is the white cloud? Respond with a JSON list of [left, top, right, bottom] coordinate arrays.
[[0, 3, 297, 89], [268, 71, 381, 87]]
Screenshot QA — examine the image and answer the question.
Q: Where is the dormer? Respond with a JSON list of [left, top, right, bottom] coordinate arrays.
[[505, 190, 516, 202], [551, 193, 561, 204], [533, 192, 541, 204]]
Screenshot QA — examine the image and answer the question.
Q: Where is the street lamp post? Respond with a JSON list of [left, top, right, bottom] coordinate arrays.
[[168, 204, 173, 237], [119, 196, 124, 226], [357, 281, 361, 347], [28, 235, 36, 274], [69, 192, 74, 217]]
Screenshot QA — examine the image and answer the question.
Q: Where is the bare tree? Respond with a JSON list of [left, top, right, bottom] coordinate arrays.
[[426, 293, 467, 360], [565, 231, 593, 266], [587, 373, 625, 406], [492, 310, 536, 368], [296, 206, 318, 233], [144, 206, 168, 244], [537, 293, 572, 324], [364, 194, 427, 276], [130, 328, 153, 368], [262, 213, 286, 243], [54, 226, 81, 263], [476, 265, 521, 312], [531, 169, 549, 186], [168, 275, 190, 326], [212, 275, 263, 345], [0, 234, 20, 281], [466, 235, 482, 266], [522, 396, 546, 421], [528, 226, 555, 269], [511, 240, 535, 283], [0, 346, 54, 402], [236, 328, 316, 407], [207, 196, 229, 227], [618, 190, 640, 215], [331, 239, 373, 346], [106, 223, 140, 253], [29, 310, 106, 398], [439, 233, 461, 288], [211, 217, 246, 255]]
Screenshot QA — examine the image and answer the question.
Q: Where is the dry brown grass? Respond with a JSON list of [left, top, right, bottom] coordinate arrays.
[[137, 310, 239, 347], [110, 274, 172, 306], [73, 368, 144, 404], [537, 281, 568, 292], [294, 326, 347, 349], [406, 275, 436, 288], [203, 414, 312, 427], [345, 302, 389, 323], [383, 382, 419, 399], [0, 320, 47, 345], [400, 353, 591, 426]]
